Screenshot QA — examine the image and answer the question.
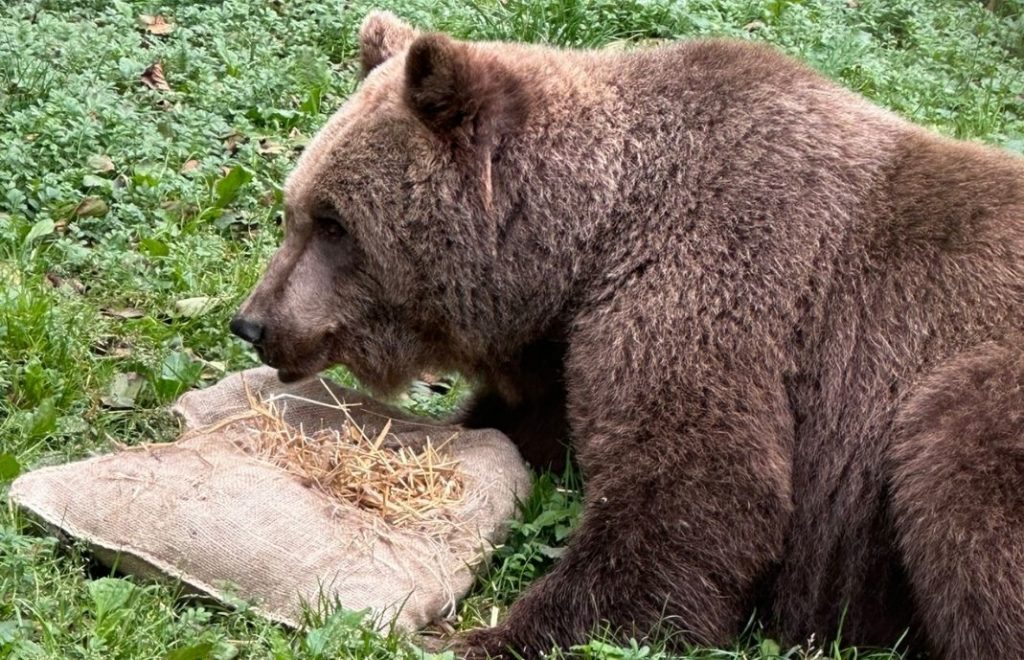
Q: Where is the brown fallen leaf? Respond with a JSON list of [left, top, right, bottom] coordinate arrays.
[[223, 132, 244, 156], [258, 138, 286, 156], [91, 336, 134, 358], [102, 307, 146, 319], [288, 127, 309, 152], [45, 272, 86, 295], [180, 159, 200, 174], [138, 14, 175, 35], [87, 154, 115, 173], [73, 197, 108, 218], [141, 62, 171, 92]]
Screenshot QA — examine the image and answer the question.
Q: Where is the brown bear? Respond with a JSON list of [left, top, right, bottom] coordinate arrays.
[[230, 10, 1024, 659]]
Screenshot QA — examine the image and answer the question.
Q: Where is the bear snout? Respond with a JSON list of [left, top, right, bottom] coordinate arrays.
[[229, 315, 265, 346]]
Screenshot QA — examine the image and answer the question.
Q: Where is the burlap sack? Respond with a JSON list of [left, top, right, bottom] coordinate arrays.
[[9, 367, 530, 631]]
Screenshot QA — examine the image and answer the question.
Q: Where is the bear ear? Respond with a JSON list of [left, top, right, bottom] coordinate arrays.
[[358, 10, 419, 76], [404, 33, 528, 147]]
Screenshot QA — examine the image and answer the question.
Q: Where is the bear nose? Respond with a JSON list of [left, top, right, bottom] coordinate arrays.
[[229, 316, 265, 345]]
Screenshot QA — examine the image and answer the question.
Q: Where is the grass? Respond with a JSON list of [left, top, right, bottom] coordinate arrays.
[[1, 0, 1022, 657]]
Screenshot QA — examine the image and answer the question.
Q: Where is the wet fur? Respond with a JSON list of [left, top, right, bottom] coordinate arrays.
[[234, 12, 1024, 658]]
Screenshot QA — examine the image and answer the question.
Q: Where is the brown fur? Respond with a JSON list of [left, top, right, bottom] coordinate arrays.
[[232, 12, 1024, 659]]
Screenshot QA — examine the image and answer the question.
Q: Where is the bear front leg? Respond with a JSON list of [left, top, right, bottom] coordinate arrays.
[[460, 340, 795, 657], [889, 339, 1024, 659], [460, 435, 791, 657]]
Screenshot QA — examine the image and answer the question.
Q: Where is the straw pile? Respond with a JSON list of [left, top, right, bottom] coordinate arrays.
[[228, 383, 465, 527]]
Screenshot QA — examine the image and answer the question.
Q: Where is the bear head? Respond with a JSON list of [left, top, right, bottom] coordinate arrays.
[[230, 11, 561, 395]]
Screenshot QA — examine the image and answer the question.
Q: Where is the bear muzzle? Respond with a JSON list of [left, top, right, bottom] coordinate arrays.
[[229, 315, 265, 345]]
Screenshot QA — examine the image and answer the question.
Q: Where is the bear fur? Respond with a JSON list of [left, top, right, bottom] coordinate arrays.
[[232, 11, 1024, 659]]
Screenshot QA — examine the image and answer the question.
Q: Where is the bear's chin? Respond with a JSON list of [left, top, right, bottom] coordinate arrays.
[[275, 366, 319, 383], [346, 363, 419, 400]]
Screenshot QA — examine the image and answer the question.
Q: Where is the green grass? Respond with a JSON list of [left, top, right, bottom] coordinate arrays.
[[1, 0, 1022, 657]]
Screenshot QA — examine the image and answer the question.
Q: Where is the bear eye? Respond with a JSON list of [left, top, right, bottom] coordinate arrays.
[[312, 213, 348, 241]]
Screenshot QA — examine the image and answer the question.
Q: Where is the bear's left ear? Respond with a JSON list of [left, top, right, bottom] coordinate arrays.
[[359, 10, 419, 76], [404, 33, 528, 148]]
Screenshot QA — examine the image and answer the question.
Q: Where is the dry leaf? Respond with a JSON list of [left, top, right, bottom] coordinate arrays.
[[138, 14, 175, 35], [102, 307, 145, 320], [173, 296, 216, 318], [203, 360, 226, 372], [183, 349, 226, 378], [101, 372, 146, 409], [223, 132, 244, 156], [108, 346, 133, 359], [44, 272, 60, 288], [73, 197, 108, 218], [258, 138, 286, 156], [91, 337, 134, 358], [140, 62, 171, 92], [87, 154, 115, 173], [744, 20, 766, 31], [45, 272, 86, 295], [180, 159, 200, 174], [287, 128, 310, 152]]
